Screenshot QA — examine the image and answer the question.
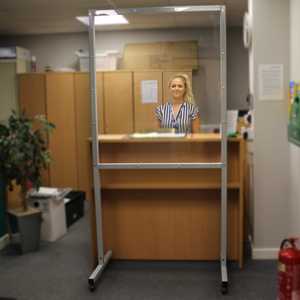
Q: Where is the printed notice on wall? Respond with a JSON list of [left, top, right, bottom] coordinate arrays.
[[258, 64, 284, 101], [141, 80, 158, 103]]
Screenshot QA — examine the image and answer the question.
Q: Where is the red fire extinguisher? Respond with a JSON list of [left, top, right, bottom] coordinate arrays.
[[278, 238, 300, 300]]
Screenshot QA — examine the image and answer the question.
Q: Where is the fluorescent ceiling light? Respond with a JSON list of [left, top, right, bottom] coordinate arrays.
[[77, 10, 128, 26], [174, 6, 191, 12]]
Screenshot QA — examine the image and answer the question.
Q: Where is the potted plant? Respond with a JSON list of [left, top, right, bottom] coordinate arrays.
[[0, 110, 55, 253]]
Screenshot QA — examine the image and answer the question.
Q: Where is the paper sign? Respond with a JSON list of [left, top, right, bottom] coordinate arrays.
[[259, 64, 284, 100], [227, 110, 238, 134], [141, 80, 158, 103]]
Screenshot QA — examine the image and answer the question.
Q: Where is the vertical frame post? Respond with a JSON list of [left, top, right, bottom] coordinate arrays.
[[88, 9, 104, 264], [88, 9, 112, 291], [220, 5, 228, 292]]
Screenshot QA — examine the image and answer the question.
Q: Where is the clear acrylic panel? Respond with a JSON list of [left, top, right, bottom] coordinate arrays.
[[91, 7, 224, 167]]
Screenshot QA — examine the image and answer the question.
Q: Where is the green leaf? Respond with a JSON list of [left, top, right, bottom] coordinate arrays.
[[0, 110, 55, 205]]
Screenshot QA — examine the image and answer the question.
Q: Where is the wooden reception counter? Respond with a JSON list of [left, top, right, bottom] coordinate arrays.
[[90, 133, 245, 267]]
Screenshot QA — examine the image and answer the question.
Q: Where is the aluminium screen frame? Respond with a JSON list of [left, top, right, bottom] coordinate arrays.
[[87, 5, 228, 291]]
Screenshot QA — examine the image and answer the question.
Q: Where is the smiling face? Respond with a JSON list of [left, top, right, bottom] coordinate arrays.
[[169, 77, 186, 103]]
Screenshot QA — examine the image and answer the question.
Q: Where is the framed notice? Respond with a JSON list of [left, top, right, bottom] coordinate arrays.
[[258, 64, 284, 101], [141, 80, 158, 104]]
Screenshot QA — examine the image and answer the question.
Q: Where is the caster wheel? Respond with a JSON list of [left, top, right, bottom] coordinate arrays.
[[221, 282, 228, 295], [88, 280, 96, 292]]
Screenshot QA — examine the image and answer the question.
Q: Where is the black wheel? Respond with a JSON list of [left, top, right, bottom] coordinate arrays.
[[221, 281, 228, 295], [88, 279, 96, 292]]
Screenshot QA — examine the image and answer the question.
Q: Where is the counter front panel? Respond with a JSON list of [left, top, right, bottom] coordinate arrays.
[[90, 134, 245, 267]]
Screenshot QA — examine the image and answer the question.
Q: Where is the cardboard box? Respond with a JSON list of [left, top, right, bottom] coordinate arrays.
[[121, 41, 199, 70], [77, 50, 120, 71]]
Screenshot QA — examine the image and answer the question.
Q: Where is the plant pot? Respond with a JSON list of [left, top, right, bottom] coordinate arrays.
[[7, 207, 42, 254], [0, 176, 7, 238]]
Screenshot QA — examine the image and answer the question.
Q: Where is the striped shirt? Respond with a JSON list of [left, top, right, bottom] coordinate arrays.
[[155, 101, 199, 133]]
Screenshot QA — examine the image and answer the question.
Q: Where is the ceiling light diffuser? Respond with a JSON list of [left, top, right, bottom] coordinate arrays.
[[77, 10, 128, 26]]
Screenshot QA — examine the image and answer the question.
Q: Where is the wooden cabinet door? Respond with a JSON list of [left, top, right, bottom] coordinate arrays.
[[134, 71, 163, 132], [103, 71, 133, 134], [19, 74, 46, 117], [19, 73, 50, 186], [74, 72, 104, 201], [46, 73, 78, 189], [163, 70, 192, 103]]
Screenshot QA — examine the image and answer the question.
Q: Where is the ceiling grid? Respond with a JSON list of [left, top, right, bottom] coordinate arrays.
[[0, 0, 247, 35]]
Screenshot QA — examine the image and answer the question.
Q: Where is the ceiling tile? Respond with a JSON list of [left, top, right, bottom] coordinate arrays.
[[0, 0, 247, 35]]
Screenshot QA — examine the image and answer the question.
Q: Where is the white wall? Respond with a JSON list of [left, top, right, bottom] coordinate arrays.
[[249, 0, 290, 258], [0, 62, 18, 123], [289, 0, 300, 235], [0, 27, 249, 124], [227, 27, 249, 110]]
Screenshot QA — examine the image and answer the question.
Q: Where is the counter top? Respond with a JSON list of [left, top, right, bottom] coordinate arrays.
[[94, 133, 242, 143]]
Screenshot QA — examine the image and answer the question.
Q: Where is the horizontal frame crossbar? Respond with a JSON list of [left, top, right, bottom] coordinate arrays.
[[117, 6, 223, 15], [95, 162, 224, 170]]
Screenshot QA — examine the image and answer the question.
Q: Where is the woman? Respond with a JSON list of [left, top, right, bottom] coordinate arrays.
[[155, 74, 200, 133]]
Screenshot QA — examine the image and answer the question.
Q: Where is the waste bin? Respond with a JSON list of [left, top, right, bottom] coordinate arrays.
[[0, 176, 7, 238], [28, 188, 70, 242]]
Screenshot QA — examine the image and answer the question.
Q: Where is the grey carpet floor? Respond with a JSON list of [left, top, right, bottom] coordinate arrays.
[[0, 212, 277, 300]]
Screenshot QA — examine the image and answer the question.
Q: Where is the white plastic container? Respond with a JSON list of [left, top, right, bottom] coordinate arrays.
[[77, 50, 119, 71], [29, 195, 67, 242]]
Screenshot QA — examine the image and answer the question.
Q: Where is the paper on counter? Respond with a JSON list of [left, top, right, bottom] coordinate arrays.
[[32, 187, 60, 196], [130, 132, 185, 139], [29, 187, 72, 199]]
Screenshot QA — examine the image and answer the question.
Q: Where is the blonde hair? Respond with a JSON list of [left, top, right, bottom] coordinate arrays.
[[168, 73, 194, 103]]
